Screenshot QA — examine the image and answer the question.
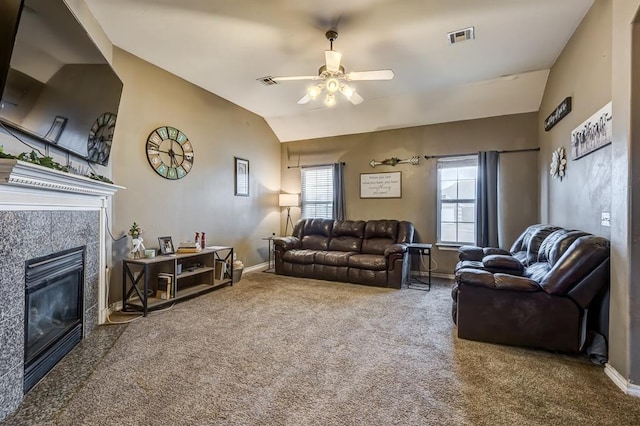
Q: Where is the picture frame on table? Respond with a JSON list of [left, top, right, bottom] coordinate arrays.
[[234, 157, 249, 196], [158, 236, 175, 255]]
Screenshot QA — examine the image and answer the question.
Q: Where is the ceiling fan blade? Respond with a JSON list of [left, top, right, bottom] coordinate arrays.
[[347, 91, 364, 105], [346, 69, 394, 81], [272, 75, 319, 82], [325, 50, 342, 73], [297, 93, 312, 104]]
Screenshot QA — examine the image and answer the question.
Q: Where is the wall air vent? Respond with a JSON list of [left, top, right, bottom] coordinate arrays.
[[447, 27, 475, 45], [257, 76, 278, 86]]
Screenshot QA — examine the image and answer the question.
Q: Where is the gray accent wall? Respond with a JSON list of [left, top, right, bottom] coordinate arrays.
[[0, 210, 101, 421], [280, 113, 540, 274]]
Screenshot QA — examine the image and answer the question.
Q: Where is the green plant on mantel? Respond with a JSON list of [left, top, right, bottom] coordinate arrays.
[[0, 145, 113, 184]]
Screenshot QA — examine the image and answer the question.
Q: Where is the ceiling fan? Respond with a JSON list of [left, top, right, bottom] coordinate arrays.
[[272, 30, 394, 107]]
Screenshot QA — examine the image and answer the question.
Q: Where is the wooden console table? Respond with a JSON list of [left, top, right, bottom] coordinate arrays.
[[122, 246, 233, 316]]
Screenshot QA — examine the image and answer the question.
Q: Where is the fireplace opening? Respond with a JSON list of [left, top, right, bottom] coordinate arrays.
[[24, 246, 85, 393]]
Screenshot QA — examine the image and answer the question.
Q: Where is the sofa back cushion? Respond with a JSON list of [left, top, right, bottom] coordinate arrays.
[[301, 218, 334, 250], [540, 235, 610, 295], [509, 224, 561, 265], [362, 220, 398, 255], [329, 220, 365, 252]]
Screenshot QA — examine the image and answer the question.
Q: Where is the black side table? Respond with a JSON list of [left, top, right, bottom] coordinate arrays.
[[405, 243, 432, 291], [261, 236, 277, 272]]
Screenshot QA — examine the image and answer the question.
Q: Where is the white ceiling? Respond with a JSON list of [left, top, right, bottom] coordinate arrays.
[[83, 0, 594, 142]]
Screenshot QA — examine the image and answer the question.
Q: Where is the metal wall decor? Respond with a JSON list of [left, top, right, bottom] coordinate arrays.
[[544, 97, 572, 131], [550, 146, 567, 181], [369, 156, 419, 168]]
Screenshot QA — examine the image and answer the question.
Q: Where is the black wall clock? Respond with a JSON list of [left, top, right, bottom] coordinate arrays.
[[87, 112, 117, 165], [146, 126, 194, 180]]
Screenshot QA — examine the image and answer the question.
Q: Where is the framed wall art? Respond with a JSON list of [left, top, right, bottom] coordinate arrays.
[[234, 157, 249, 196], [571, 101, 612, 160], [360, 171, 402, 198]]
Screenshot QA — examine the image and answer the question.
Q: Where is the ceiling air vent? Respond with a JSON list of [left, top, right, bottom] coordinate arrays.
[[257, 76, 278, 86], [447, 27, 475, 45]]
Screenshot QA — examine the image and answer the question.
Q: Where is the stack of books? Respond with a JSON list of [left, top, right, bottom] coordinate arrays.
[[156, 273, 174, 299], [176, 241, 201, 254]]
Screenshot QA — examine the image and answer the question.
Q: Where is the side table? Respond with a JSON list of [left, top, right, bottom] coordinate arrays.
[[261, 236, 277, 272], [405, 243, 432, 291]]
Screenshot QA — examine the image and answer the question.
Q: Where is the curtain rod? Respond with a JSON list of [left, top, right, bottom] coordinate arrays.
[[424, 147, 539, 160], [287, 162, 345, 169]]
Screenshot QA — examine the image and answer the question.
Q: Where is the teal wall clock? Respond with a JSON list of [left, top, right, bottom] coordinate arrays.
[[146, 126, 194, 180]]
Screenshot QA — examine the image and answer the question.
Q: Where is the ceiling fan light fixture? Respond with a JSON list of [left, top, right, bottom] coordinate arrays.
[[308, 85, 322, 99], [326, 78, 340, 93], [324, 93, 336, 107]]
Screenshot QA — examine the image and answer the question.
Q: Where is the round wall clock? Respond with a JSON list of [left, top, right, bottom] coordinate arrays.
[[146, 126, 194, 180], [87, 112, 117, 165]]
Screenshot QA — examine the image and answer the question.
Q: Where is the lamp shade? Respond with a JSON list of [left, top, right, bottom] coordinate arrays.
[[279, 193, 299, 207]]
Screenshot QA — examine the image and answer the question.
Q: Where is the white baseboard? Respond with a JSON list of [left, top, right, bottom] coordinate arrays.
[[605, 363, 640, 397], [413, 271, 455, 280], [244, 262, 269, 274]]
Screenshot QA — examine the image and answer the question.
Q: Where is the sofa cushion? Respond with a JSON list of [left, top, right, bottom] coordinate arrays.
[[362, 220, 400, 254], [348, 254, 388, 271], [302, 235, 331, 251], [329, 220, 365, 252], [282, 249, 318, 265], [483, 255, 524, 273], [300, 219, 333, 250], [315, 251, 356, 267]]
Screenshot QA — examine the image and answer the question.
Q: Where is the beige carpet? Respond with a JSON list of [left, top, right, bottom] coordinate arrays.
[[5, 272, 640, 425]]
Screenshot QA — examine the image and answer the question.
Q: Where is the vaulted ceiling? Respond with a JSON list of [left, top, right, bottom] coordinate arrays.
[[84, 0, 594, 142]]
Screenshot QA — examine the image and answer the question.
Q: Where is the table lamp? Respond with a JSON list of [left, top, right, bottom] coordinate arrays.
[[279, 193, 299, 236]]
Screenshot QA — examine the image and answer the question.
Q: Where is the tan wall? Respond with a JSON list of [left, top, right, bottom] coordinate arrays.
[[281, 113, 539, 274], [108, 48, 281, 303], [539, 0, 612, 237]]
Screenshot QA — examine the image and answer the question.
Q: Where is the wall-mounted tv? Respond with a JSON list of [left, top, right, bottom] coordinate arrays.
[[0, 0, 123, 166]]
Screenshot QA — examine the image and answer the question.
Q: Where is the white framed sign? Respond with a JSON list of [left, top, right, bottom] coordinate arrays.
[[360, 172, 402, 198]]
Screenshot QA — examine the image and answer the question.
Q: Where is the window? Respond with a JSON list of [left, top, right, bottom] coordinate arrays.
[[301, 166, 334, 219], [437, 156, 478, 245]]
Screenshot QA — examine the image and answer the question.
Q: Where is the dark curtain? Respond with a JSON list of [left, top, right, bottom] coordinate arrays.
[[476, 151, 499, 247], [333, 162, 346, 221]]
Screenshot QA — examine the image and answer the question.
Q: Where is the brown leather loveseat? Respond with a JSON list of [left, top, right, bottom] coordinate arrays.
[[451, 226, 610, 360], [273, 218, 414, 288]]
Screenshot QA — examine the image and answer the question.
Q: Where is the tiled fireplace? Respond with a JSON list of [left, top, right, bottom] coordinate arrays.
[[0, 159, 122, 421]]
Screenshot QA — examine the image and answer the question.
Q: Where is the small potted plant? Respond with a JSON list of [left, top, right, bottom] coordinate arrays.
[[128, 222, 145, 258]]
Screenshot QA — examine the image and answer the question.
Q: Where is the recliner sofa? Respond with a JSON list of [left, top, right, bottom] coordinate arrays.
[[273, 218, 414, 288], [451, 226, 610, 358]]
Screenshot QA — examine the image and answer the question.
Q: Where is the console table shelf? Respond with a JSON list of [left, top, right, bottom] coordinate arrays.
[[122, 246, 233, 316]]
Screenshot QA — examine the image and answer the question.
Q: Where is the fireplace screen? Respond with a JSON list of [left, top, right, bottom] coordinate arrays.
[[24, 247, 84, 392]]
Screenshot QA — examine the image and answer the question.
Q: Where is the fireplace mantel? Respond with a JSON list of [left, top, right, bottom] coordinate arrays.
[[0, 159, 124, 197]]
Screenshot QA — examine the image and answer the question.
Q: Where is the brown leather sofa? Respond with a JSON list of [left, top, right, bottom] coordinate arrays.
[[273, 218, 414, 288], [455, 224, 562, 274], [451, 227, 610, 359]]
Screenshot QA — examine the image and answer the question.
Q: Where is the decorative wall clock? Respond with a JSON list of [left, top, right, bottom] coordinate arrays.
[[87, 112, 117, 165], [146, 126, 194, 180], [550, 146, 567, 180]]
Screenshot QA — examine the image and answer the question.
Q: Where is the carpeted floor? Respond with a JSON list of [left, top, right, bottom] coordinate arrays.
[[3, 272, 640, 425]]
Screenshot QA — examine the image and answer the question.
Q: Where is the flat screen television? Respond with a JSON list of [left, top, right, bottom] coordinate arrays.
[[0, 0, 123, 166]]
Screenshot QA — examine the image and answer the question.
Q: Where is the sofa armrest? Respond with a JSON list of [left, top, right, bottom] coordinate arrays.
[[384, 243, 408, 257], [493, 273, 541, 292], [456, 269, 495, 288], [273, 237, 301, 251], [456, 269, 540, 292], [483, 247, 511, 256], [482, 255, 524, 273], [458, 245, 484, 261]]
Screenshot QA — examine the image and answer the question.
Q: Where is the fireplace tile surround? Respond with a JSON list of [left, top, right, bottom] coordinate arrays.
[[0, 210, 100, 419], [0, 159, 123, 421]]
